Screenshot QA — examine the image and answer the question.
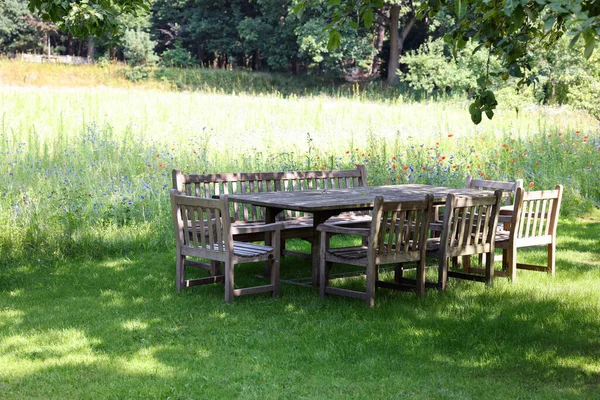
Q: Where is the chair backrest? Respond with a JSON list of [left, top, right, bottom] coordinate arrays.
[[369, 194, 434, 264], [439, 190, 503, 258], [466, 174, 523, 207], [170, 189, 233, 261], [509, 185, 563, 245], [172, 165, 367, 221]]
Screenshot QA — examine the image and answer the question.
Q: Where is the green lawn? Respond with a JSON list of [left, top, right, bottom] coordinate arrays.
[[1, 211, 599, 399]]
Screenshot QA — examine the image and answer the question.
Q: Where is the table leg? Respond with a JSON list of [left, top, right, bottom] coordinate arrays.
[[311, 211, 337, 287], [264, 206, 283, 277]]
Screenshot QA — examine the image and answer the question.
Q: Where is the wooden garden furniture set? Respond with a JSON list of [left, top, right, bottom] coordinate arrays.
[[170, 166, 564, 306]]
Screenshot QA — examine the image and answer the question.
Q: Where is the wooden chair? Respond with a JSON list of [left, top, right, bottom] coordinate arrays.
[[317, 195, 434, 307], [466, 174, 523, 223], [494, 185, 563, 281], [427, 190, 503, 293], [432, 176, 522, 230], [170, 190, 282, 303]]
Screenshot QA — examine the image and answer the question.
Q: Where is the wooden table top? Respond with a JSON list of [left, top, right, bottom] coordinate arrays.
[[227, 184, 494, 212]]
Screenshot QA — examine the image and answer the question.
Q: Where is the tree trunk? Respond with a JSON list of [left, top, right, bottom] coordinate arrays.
[[386, 5, 416, 86], [252, 50, 261, 71], [87, 37, 95, 59], [67, 33, 73, 56], [386, 5, 400, 85], [371, 8, 387, 77]]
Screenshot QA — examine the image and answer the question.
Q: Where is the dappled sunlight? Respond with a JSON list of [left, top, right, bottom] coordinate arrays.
[[122, 319, 149, 332], [116, 347, 177, 378], [0, 308, 24, 328], [0, 329, 105, 377]]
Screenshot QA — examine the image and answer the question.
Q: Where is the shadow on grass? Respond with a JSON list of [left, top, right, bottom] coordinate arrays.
[[1, 233, 599, 398]]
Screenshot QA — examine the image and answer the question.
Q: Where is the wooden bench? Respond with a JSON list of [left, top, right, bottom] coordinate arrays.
[[172, 165, 368, 258]]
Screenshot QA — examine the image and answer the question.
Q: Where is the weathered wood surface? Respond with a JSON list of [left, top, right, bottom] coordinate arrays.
[[229, 184, 494, 287], [170, 190, 282, 303], [227, 184, 495, 212], [318, 195, 434, 307], [494, 185, 563, 281], [173, 165, 368, 222], [426, 190, 503, 292], [173, 166, 369, 264]]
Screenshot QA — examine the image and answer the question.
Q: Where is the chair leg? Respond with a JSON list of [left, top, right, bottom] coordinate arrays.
[[224, 260, 234, 303], [462, 256, 470, 272], [485, 251, 494, 287], [210, 261, 221, 276], [416, 259, 426, 298], [438, 257, 448, 293], [508, 245, 517, 282], [548, 242, 556, 276], [319, 233, 329, 299], [319, 260, 329, 299], [176, 255, 186, 291], [271, 258, 280, 298], [365, 262, 376, 308], [394, 264, 404, 282]]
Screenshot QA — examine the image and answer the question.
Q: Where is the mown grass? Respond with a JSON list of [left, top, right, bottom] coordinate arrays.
[[1, 61, 599, 398], [1, 213, 599, 398]]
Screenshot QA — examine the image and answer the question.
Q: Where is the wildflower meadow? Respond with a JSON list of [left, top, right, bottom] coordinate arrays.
[[1, 83, 598, 260]]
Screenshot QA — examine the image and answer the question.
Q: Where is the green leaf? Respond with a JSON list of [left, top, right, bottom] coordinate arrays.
[[485, 109, 494, 119], [569, 33, 581, 48], [455, 0, 466, 19], [584, 36, 595, 59], [292, 3, 304, 18], [544, 17, 556, 32], [327, 0, 341, 6], [470, 107, 482, 124], [327, 30, 341, 51], [363, 8, 373, 29]]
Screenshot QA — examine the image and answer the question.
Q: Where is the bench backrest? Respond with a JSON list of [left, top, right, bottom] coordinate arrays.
[[172, 165, 367, 221]]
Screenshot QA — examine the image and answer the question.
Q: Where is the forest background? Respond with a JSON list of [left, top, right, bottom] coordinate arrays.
[[1, 0, 599, 120]]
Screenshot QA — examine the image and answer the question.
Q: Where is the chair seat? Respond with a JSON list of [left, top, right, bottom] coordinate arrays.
[[233, 241, 274, 258], [326, 245, 368, 261], [499, 205, 514, 215], [494, 229, 510, 245]]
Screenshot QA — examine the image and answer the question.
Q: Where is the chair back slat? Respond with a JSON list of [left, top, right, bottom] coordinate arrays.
[[511, 186, 562, 241], [466, 174, 523, 207], [440, 191, 502, 257], [370, 195, 433, 263], [170, 190, 232, 258]]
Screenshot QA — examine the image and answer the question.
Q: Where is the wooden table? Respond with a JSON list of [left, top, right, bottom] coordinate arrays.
[[228, 184, 494, 286]]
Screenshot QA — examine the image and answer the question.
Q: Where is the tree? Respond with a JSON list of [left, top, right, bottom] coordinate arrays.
[[27, 0, 150, 38], [0, 0, 42, 54], [429, 0, 600, 123], [296, 0, 600, 123]]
